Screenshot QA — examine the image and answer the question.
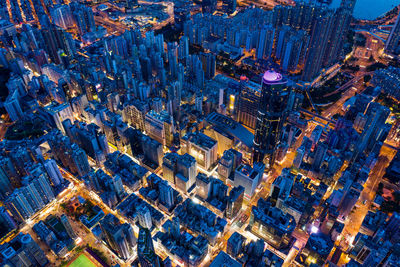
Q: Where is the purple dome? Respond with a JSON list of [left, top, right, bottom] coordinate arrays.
[[262, 70, 282, 83]]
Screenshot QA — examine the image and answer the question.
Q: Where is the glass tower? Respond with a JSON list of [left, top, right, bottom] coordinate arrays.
[[253, 70, 290, 169]]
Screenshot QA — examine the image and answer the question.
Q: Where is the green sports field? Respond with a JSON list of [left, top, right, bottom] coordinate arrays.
[[68, 253, 97, 267]]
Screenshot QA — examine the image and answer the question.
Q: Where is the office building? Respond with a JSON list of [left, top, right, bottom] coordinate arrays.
[[137, 227, 161, 267], [100, 214, 136, 260], [145, 110, 175, 147], [181, 132, 218, 171], [234, 162, 265, 198], [225, 185, 244, 219], [162, 152, 197, 193], [227, 232, 245, 258], [138, 205, 153, 230], [217, 149, 242, 183], [297, 233, 334, 266], [248, 198, 296, 249], [60, 214, 76, 240], [159, 180, 175, 210], [40, 102, 74, 135], [196, 172, 211, 200], [43, 159, 63, 186], [253, 71, 290, 169]]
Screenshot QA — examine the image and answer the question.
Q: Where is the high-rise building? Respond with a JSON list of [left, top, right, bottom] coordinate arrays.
[[141, 135, 163, 167], [0, 206, 17, 232], [0, 165, 13, 198], [145, 110, 174, 147], [352, 103, 390, 161], [237, 79, 261, 129], [138, 205, 153, 229], [159, 180, 175, 209], [171, 217, 180, 239], [60, 214, 76, 240], [196, 173, 211, 200], [226, 185, 244, 219], [32, 174, 55, 204], [234, 162, 265, 198], [176, 153, 197, 193], [302, 9, 334, 81], [217, 149, 242, 183], [4, 96, 23, 121], [297, 233, 334, 266], [323, 3, 354, 66], [100, 214, 136, 260], [0, 234, 49, 267], [256, 25, 275, 60], [71, 144, 91, 177], [386, 12, 400, 55], [227, 232, 245, 258], [162, 152, 197, 193], [43, 159, 63, 186], [40, 102, 74, 135], [253, 70, 290, 168], [312, 142, 328, 171], [162, 153, 180, 185], [248, 198, 296, 249], [200, 52, 216, 80], [222, 0, 236, 14], [137, 227, 161, 267], [202, 0, 217, 13], [6, 188, 35, 222], [50, 5, 73, 29], [181, 132, 218, 171]]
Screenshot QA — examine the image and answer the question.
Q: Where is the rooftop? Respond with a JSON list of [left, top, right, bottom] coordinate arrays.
[[210, 251, 241, 267], [306, 233, 334, 256], [182, 132, 217, 150], [206, 112, 254, 148]]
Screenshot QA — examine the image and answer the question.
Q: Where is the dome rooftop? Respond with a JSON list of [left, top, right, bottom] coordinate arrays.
[[262, 70, 283, 83]]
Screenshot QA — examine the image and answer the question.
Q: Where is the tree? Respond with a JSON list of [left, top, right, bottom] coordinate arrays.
[[364, 75, 372, 84], [377, 182, 384, 196]]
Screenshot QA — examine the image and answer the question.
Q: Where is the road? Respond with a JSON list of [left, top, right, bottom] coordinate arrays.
[[323, 72, 373, 98], [336, 146, 396, 264]]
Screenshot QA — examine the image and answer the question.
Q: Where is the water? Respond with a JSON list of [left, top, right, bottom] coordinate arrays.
[[329, 0, 400, 20]]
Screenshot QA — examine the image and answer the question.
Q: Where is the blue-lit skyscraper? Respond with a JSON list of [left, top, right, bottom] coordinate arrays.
[[253, 71, 290, 168]]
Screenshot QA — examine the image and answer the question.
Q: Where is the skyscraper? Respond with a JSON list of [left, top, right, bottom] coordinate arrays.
[[159, 180, 175, 209], [256, 25, 275, 60], [222, 0, 236, 14], [385, 10, 400, 55], [60, 214, 76, 239], [323, 2, 354, 67], [137, 227, 161, 267], [138, 205, 153, 229], [100, 214, 136, 260], [302, 9, 334, 81], [253, 70, 290, 168], [44, 159, 63, 186]]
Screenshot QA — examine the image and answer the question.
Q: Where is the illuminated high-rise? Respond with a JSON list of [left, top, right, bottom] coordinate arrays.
[[302, 9, 334, 81], [385, 10, 400, 55], [253, 70, 290, 168]]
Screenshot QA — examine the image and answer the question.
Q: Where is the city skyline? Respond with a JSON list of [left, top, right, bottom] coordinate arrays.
[[0, 0, 400, 266]]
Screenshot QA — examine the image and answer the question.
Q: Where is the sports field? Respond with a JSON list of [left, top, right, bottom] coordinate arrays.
[[68, 253, 97, 267]]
